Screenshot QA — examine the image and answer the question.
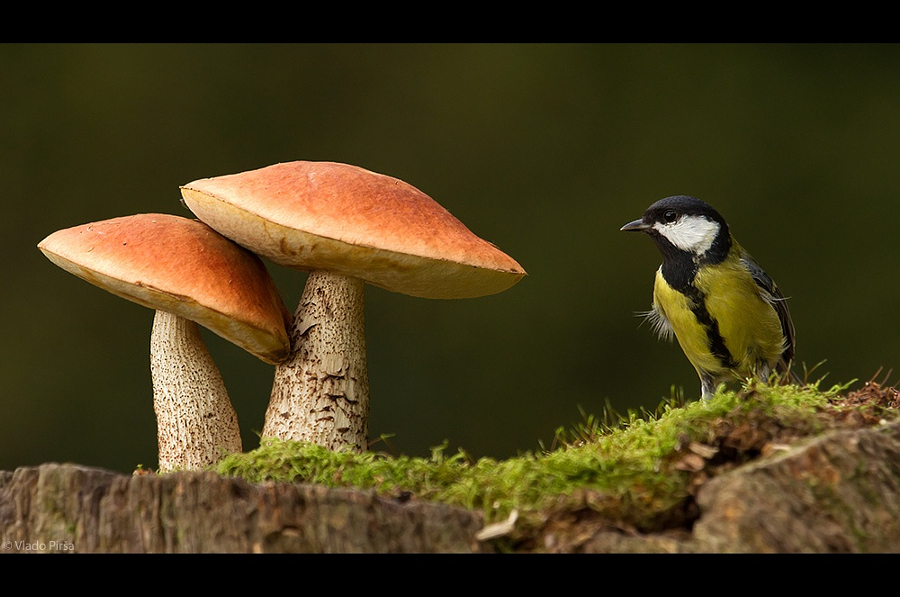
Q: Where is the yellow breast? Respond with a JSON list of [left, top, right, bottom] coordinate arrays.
[[653, 258, 785, 379]]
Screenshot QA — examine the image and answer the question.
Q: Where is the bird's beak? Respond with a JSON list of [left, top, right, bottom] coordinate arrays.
[[620, 219, 651, 232]]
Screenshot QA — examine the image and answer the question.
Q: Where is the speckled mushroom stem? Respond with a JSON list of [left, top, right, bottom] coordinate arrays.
[[262, 271, 370, 452], [150, 310, 243, 471]]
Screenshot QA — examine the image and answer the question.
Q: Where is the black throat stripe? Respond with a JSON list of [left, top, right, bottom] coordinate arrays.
[[681, 284, 738, 370], [655, 233, 737, 371]]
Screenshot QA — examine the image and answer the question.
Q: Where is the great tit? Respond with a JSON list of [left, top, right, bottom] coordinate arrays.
[[621, 195, 797, 401]]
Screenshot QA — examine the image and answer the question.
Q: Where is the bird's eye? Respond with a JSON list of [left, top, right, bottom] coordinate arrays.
[[663, 210, 678, 224]]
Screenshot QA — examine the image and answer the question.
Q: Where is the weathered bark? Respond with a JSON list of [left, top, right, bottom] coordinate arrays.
[[4, 422, 900, 553], [690, 420, 900, 553], [263, 272, 369, 451], [563, 421, 900, 553], [0, 465, 485, 553], [150, 310, 242, 472]]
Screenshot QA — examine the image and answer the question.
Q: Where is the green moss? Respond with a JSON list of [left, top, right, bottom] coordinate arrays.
[[215, 379, 865, 529]]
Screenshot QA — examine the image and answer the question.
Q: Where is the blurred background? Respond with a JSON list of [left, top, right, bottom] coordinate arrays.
[[3, 43, 899, 473]]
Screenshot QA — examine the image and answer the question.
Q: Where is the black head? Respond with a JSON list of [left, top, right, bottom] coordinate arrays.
[[621, 195, 731, 263]]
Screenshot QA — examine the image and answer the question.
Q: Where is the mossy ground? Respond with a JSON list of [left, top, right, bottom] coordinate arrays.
[[215, 376, 900, 545]]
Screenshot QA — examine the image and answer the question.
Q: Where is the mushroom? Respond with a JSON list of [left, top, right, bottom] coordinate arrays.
[[38, 214, 291, 471], [180, 161, 526, 452]]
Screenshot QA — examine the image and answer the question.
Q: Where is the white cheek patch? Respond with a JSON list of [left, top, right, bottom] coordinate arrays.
[[653, 215, 720, 254]]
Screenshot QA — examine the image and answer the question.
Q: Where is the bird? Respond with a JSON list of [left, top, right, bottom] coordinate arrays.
[[620, 195, 797, 401]]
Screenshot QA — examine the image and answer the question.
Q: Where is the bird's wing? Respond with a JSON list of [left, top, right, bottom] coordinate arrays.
[[740, 252, 796, 366]]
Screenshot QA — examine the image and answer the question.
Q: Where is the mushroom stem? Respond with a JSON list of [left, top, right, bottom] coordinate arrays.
[[150, 310, 243, 471], [262, 270, 369, 451]]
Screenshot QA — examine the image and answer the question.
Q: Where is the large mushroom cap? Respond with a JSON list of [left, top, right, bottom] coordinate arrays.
[[38, 213, 291, 364], [180, 161, 526, 299]]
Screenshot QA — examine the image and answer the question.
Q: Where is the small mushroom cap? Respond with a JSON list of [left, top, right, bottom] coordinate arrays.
[[180, 161, 526, 299], [38, 214, 291, 365]]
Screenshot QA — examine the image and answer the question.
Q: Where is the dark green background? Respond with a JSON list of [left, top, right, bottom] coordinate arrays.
[[4, 44, 898, 473]]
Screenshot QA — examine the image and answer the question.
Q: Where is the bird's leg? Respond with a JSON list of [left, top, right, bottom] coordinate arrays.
[[700, 373, 718, 401]]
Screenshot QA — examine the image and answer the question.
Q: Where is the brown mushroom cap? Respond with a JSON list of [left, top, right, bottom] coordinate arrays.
[[180, 161, 526, 299], [38, 213, 291, 365]]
